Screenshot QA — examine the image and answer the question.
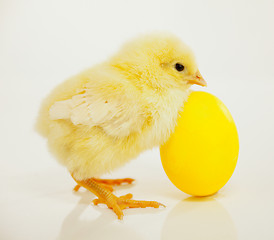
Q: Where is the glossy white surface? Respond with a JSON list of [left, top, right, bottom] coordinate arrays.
[[1, 0, 274, 239]]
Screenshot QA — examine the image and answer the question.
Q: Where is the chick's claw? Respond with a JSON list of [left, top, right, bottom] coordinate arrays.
[[93, 193, 165, 219], [73, 184, 81, 191], [117, 198, 165, 210]]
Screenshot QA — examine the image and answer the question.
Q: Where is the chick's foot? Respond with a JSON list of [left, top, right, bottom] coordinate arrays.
[[72, 175, 164, 220], [93, 193, 165, 219], [93, 177, 135, 186], [74, 182, 114, 192], [73, 177, 134, 192]]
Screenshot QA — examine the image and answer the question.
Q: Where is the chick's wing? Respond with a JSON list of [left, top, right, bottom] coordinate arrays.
[[49, 81, 145, 138]]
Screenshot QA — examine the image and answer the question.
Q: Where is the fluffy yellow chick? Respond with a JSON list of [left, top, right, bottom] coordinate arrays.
[[36, 33, 206, 219]]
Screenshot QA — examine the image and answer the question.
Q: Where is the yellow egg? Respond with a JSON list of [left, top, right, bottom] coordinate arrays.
[[160, 91, 239, 196]]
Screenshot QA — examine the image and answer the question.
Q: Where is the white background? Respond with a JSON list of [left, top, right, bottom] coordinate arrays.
[[1, 0, 274, 239]]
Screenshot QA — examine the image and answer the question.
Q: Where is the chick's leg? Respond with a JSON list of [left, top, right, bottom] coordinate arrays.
[[72, 177, 164, 220], [73, 177, 134, 192]]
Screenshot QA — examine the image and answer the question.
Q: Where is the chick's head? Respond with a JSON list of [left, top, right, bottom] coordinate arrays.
[[110, 33, 206, 90]]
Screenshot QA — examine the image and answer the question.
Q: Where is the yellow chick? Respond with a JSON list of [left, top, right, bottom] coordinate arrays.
[[36, 33, 206, 219]]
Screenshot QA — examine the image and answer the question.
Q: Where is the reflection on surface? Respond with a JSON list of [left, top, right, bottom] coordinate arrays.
[[162, 196, 237, 240], [56, 191, 143, 240]]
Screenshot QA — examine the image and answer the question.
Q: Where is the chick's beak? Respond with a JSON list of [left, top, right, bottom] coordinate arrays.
[[188, 70, 207, 87]]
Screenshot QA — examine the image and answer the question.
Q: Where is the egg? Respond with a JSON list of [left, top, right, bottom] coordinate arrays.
[[160, 91, 239, 196]]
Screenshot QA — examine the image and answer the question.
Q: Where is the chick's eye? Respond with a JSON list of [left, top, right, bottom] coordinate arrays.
[[175, 63, 185, 72]]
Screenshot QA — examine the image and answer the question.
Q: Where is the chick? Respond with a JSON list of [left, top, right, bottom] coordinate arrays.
[[36, 33, 206, 219]]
